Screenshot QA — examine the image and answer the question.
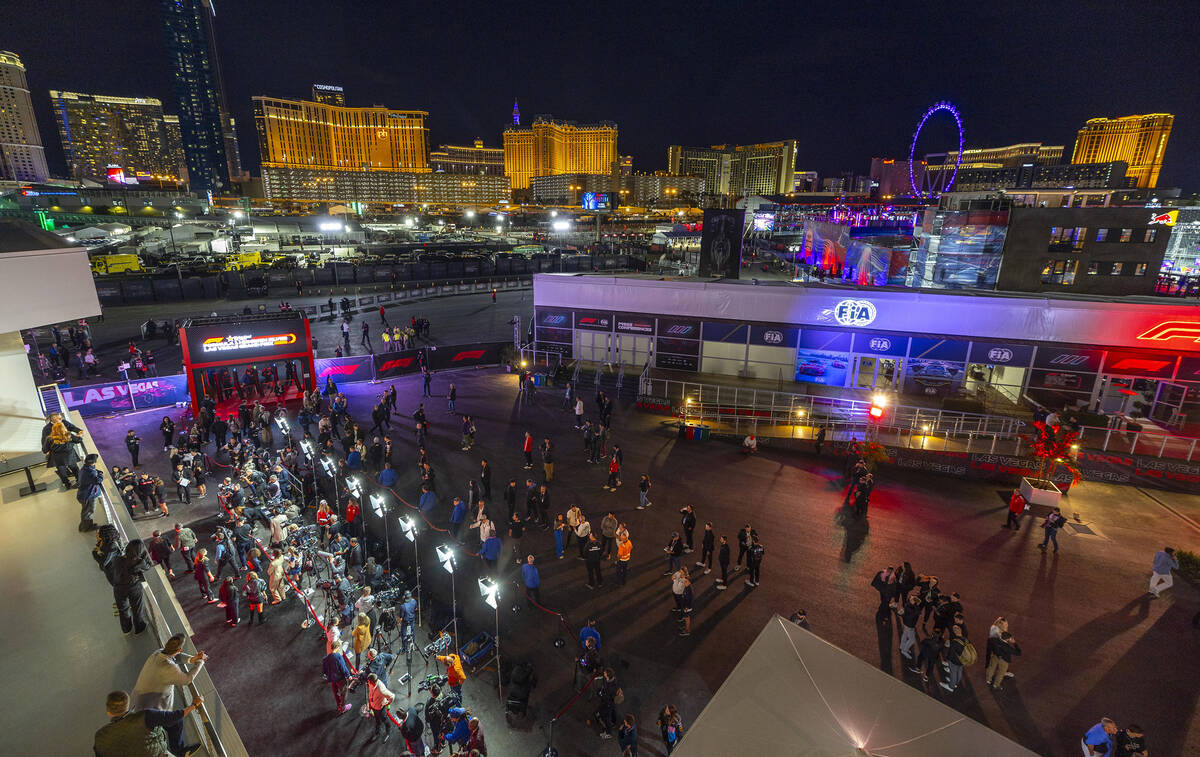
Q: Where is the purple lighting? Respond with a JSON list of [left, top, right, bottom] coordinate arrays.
[[909, 101, 964, 199]]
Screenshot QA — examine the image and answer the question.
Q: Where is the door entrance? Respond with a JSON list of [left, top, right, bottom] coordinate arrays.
[[854, 356, 902, 391], [613, 334, 652, 368]]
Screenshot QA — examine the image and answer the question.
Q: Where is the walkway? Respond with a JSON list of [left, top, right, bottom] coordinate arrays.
[[0, 460, 160, 754]]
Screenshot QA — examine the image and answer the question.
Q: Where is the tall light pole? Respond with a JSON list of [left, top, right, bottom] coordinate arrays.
[[400, 515, 422, 628], [437, 545, 458, 645], [478, 576, 502, 702]]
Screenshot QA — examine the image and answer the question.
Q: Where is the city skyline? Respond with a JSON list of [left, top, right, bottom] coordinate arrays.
[[5, 0, 1199, 191]]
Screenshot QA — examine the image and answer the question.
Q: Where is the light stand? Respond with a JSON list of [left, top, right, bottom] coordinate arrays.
[[368, 489, 392, 579], [478, 577, 503, 703], [300, 440, 316, 508], [400, 516, 422, 629], [437, 545, 458, 648], [320, 456, 339, 521], [275, 415, 290, 440]]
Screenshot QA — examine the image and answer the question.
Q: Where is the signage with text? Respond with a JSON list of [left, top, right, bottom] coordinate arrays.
[[574, 311, 613, 331], [614, 313, 655, 334], [852, 332, 909, 357], [656, 351, 699, 371], [749, 325, 799, 348], [967, 341, 1036, 367], [833, 298, 877, 327]]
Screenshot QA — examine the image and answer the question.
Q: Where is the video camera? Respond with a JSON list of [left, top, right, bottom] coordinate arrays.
[[416, 673, 447, 692]]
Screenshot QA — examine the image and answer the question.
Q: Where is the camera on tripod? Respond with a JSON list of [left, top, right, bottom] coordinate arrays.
[[416, 673, 447, 692]]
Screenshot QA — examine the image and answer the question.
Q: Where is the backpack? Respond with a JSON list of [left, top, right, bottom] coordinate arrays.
[[957, 639, 978, 666]]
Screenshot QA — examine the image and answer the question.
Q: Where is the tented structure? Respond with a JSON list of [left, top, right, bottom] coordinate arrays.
[[675, 615, 1039, 757]]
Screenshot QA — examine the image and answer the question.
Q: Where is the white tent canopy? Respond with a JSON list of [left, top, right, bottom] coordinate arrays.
[[675, 616, 1039, 757]]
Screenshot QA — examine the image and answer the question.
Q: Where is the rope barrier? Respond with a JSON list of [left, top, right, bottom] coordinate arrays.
[[553, 670, 599, 721], [213, 492, 406, 727], [523, 589, 575, 641]]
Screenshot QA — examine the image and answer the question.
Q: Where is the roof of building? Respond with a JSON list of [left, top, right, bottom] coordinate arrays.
[[0, 219, 75, 254]]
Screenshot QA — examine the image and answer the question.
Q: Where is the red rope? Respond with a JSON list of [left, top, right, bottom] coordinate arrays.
[[523, 589, 575, 641], [553, 669, 599, 720], [215, 492, 405, 726]]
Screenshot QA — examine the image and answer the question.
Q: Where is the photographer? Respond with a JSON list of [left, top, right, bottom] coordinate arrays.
[[424, 684, 448, 754]]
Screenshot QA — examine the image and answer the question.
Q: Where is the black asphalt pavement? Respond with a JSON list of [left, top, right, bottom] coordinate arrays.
[[84, 368, 1200, 757]]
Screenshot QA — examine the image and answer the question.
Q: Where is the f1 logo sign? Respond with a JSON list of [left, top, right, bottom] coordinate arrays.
[[1137, 321, 1200, 344], [380, 357, 415, 371], [1107, 358, 1170, 373], [318, 364, 360, 378], [451, 350, 486, 362]]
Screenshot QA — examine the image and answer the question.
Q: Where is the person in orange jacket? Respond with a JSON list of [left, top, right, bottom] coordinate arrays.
[[437, 652, 466, 700]]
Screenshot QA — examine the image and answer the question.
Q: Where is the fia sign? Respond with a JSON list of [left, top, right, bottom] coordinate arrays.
[[833, 299, 877, 328]]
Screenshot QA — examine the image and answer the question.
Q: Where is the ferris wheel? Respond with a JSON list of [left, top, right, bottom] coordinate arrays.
[[908, 101, 965, 199]]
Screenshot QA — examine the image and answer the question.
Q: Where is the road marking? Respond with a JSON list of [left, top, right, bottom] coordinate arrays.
[[1135, 487, 1200, 535]]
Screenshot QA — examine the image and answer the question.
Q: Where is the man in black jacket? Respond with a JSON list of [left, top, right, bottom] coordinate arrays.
[[77, 454, 105, 531], [115, 541, 153, 634], [678, 505, 697, 553], [399, 705, 425, 755], [984, 631, 1021, 690]]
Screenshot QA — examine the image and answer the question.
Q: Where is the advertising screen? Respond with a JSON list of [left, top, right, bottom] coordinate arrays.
[[582, 192, 611, 211], [184, 319, 310, 365], [699, 208, 745, 279], [62, 375, 189, 417], [795, 349, 850, 386], [752, 212, 775, 232], [903, 359, 965, 397]]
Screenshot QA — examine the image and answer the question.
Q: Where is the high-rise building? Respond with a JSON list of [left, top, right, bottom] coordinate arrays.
[[668, 140, 797, 197], [48, 91, 189, 185], [252, 94, 496, 205], [162, 115, 188, 184], [312, 84, 345, 106], [429, 139, 504, 176], [1071, 113, 1174, 189], [503, 116, 618, 190], [254, 96, 429, 171], [926, 143, 1064, 170], [512, 99, 520, 126], [158, 0, 241, 194], [0, 51, 49, 182]]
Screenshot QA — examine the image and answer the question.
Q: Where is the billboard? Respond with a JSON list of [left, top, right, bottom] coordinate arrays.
[[62, 375, 190, 417], [582, 192, 611, 211], [315, 355, 375, 384], [752, 212, 775, 232], [373, 350, 424, 379], [698, 208, 745, 279], [183, 318, 311, 365]]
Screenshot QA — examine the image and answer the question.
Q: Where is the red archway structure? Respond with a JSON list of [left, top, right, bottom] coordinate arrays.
[[179, 311, 316, 419]]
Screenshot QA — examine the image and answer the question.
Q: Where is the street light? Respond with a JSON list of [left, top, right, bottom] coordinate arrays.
[[400, 515, 422, 628], [478, 576, 503, 702], [437, 545, 458, 645]]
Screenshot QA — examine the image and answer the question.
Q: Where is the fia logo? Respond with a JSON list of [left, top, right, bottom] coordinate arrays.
[[1049, 353, 1089, 367], [833, 299, 877, 328], [868, 337, 891, 352], [763, 330, 784, 344], [664, 325, 694, 336], [987, 348, 1013, 363]]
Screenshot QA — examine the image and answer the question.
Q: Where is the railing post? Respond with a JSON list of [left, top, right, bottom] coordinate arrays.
[[1130, 433, 1137, 455], [966, 432, 973, 453], [1158, 434, 1168, 458], [1103, 427, 1112, 451], [1189, 438, 1197, 462], [990, 432, 997, 453]]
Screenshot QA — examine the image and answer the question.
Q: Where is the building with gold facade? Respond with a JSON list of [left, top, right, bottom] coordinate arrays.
[[1071, 113, 1174, 189], [49, 90, 188, 185], [668, 140, 797, 197], [253, 95, 509, 205], [503, 116, 618, 190]]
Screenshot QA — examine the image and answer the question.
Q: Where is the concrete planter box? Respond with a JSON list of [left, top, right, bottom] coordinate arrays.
[[1020, 477, 1062, 507]]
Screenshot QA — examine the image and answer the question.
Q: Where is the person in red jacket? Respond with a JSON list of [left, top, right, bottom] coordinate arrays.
[[522, 432, 534, 469], [1004, 489, 1026, 530]]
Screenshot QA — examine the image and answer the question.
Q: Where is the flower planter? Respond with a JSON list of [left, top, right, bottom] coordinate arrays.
[[1019, 477, 1062, 507]]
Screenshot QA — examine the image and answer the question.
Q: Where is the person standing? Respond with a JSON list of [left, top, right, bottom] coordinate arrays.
[[600, 512, 618, 559], [509, 512, 526, 564], [542, 436, 555, 481], [242, 571, 269, 626], [586, 532, 604, 588], [1082, 718, 1118, 757], [159, 416, 175, 451], [554, 514, 567, 560], [940, 624, 968, 692], [422, 368, 433, 398], [695, 522, 714, 575], [522, 554, 541, 604], [566, 505, 583, 551], [194, 549, 216, 603], [574, 396, 585, 429], [637, 473, 652, 510], [663, 532, 683, 576], [914, 630, 943, 682], [604, 454, 621, 491], [575, 514, 593, 560], [678, 505, 696, 552], [366, 672, 395, 743], [447, 382, 456, 414], [435, 652, 466, 700], [984, 631, 1021, 690], [125, 429, 141, 468], [114, 540, 153, 634], [131, 633, 208, 712], [1004, 489, 1026, 529], [616, 533, 632, 586], [360, 321, 372, 351], [596, 667, 620, 739], [522, 431, 534, 469], [618, 713, 638, 756], [1114, 725, 1149, 757], [173, 523, 197, 571], [716, 535, 730, 590], [480, 459, 492, 500], [895, 593, 922, 660], [341, 319, 351, 352], [1038, 507, 1067, 552], [814, 426, 826, 455], [656, 704, 683, 755], [400, 705, 426, 756], [1148, 546, 1179, 598], [735, 524, 754, 569], [745, 536, 765, 588], [93, 690, 202, 757]]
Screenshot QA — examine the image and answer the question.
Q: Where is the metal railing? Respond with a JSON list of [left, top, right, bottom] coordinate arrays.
[[77, 410, 247, 757], [645, 377, 1200, 462]]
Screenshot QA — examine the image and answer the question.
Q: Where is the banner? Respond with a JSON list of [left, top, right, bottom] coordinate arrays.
[[315, 355, 375, 385], [62, 375, 190, 417], [428, 343, 507, 371], [698, 208, 745, 279], [373, 350, 424, 379]]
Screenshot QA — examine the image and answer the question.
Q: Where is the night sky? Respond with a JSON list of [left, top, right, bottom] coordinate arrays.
[[9, 0, 1199, 190]]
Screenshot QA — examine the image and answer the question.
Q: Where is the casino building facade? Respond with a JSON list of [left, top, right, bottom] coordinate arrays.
[[533, 274, 1200, 427]]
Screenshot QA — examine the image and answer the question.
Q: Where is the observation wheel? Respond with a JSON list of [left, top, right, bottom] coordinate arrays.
[[908, 101, 964, 199]]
